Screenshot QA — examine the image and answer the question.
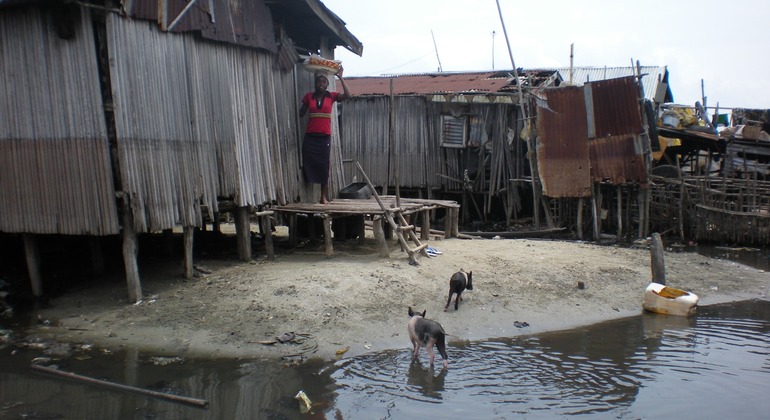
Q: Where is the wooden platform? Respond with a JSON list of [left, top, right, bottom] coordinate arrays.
[[273, 195, 460, 259]]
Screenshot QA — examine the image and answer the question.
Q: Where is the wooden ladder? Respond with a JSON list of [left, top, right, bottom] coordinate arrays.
[[355, 161, 430, 264]]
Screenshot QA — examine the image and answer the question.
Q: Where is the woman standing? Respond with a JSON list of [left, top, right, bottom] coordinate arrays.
[[299, 69, 350, 204]]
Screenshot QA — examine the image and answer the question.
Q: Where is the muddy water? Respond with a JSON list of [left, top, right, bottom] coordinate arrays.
[[1, 300, 768, 419]]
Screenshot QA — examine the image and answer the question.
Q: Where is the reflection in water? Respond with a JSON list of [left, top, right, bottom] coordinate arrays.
[[406, 359, 447, 400], [324, 300, 770, 418], [1, 300, 769, 419]]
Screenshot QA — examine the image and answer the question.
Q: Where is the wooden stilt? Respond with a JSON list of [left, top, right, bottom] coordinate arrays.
[[288, 213, 297, 248], [356, 215, 366, 245], [89, 236, 104, 276], [161, 228, 174, 256], [322, 214, 333, 257], [259, 212, 275, 260], [121, 201, 142, 303], [421, 209, 430, 241], [234, 206, 251, 262], [616, 186, 623, 240], [183, 226, 194, 279], [591, 182, 600, 241], [577, 197, 584, 240], [212, 211, 221, 234], [373, 217, 389, 257], [22, 234, 43, 297]]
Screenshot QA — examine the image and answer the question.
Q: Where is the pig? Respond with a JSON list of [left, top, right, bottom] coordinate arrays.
[[407, 306, 448, 368], [445, 270, 473, 311]]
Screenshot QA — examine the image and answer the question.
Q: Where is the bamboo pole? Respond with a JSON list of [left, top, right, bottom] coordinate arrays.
[[31, 365, 209, 408]]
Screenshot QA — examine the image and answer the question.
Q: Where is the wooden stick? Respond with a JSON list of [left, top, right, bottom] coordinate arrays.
[[30, 364, 209, 408]]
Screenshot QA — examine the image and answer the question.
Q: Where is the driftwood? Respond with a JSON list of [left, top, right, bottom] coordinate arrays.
[[31, 364, 209, 408]]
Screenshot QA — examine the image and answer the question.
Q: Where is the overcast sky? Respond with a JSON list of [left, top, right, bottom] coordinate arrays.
[[321, 0, 769, 110]]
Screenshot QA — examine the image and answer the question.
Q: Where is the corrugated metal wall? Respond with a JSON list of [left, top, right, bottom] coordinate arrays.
[[339, 97, 390, 185], [536, 76, 648, 198], [0, 7, 119, 235], [536, 86, 592, 198], [107, 15, 302, 232], [338, 96, 440, 189]]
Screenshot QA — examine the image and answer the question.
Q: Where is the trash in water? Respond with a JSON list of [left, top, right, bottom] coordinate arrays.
[[295, 390, 312, 413]]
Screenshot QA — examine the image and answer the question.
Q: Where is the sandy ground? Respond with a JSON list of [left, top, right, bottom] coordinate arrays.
[[24, 227, 770, 363]]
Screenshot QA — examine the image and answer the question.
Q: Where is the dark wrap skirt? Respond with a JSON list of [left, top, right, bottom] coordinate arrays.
[[302, 133, 331, 184]]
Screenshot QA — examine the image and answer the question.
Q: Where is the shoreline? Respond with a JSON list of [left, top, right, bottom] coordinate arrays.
[[20, 236, 770, 362]]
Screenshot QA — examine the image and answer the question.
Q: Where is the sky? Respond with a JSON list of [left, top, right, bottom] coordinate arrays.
[[321, 0, 770, 110]]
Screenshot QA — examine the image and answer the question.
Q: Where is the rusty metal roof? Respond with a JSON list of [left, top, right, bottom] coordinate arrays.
[[119, 0, 363, 56], [339, 70, 557, 96]]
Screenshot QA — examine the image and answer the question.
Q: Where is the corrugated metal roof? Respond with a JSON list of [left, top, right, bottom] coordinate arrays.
[[537, 66, 671, 102], [123, 0, 277, 53], [119, 0, 364, 56], [338, 70, 557, 96]]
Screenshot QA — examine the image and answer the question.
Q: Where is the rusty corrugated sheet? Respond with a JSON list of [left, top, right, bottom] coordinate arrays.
[[339, 70, 555, 96], [589, 134, 648, 184], [587, 76, 643, 139], [536, 86, 592, 198], [123, 0, 277, 53], [586, 77, 648, 184], [533, 66, 670, 102]]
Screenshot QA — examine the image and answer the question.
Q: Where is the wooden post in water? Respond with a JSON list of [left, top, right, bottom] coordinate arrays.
[[650, 232, 666, 285]]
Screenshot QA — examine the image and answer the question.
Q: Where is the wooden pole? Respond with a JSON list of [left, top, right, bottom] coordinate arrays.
[[577, 198, 584, 240], [616, 186, 623, 240], [373, 217, 389, 257], [22, 234, 43, 298], [121, 200, 142, 303], [260, 214, 275, 260], [234, 206, 251, 262], [31, 364, 209, 408], [650, 232, 666, 285], [183, 226, 194, 279], [89, 237, 105, 276], [591, 183, 600, 241], [322, 214, 333, 257]]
